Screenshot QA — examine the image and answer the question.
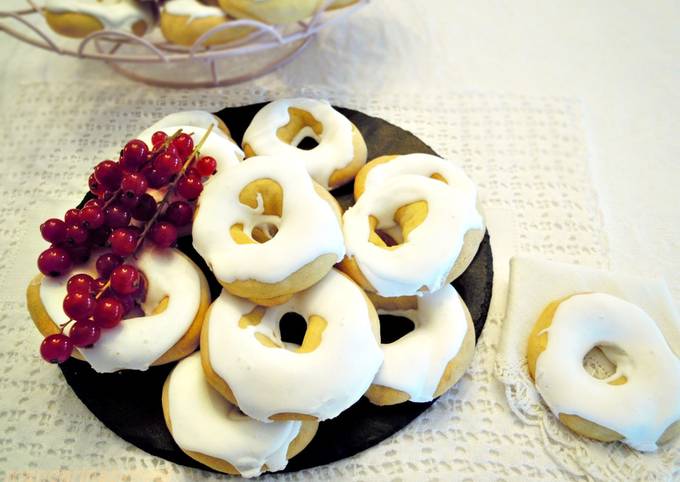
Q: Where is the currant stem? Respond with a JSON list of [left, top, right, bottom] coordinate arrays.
[[132, 124, 214, 256], [59, 132, 186, 336]]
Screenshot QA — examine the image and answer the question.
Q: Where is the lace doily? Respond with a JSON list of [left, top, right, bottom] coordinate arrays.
[[0, 83, 617, 480], [495, 256, 680, 481]]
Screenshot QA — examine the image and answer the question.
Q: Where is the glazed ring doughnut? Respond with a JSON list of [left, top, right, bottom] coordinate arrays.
[[26, 248, 211, 373], [160, 0, 253, 47], [162, 352, 318, 477], [527, 292, 680, 451], [201, 269, 383, 422], [140, 111, 233, 141], [242, 98, 367, 190], [192, 155, 346, 305], [218, 0, 323, 24], [44, 0, 155, 38], [340, 174, 484, 297], [365, 284, 475, 406], [350, 153, 485, 290]]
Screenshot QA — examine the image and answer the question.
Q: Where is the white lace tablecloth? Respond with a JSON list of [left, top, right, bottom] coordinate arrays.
[[0, 82, 613, 481], [1, 1, 679, 479]]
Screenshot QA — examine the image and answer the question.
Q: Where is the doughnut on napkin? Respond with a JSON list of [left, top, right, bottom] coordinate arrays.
[[495, 255, 680, 480]]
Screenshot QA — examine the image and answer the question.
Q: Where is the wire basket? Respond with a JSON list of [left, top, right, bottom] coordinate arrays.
[[0, 0, 367, 88]]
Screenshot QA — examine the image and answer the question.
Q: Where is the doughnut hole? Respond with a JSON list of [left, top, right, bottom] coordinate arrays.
[[379, 314, 416, 344], [236, 307, 328, 354], [279, 312, 307, 346], [230, 178, 283, 244], [276, 107, 323, 147], [368, 200, 429, 250], [296, 137, 320, 151], [582, 345, 628, 385]]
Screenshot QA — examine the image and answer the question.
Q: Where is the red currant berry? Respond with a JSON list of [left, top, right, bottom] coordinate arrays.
[[127, 226, 143, 239], [94, 160, 123, 190], [69, 321, 101, 347], [67, 245, 92, 265], [64, 224, 89, 246], [151, 131, 168, 148], [40, 218, 67, 244], [142, 165, 170, 189], [117, 294, 135, 314], [63, 292, 95, 320], [165, 201, 193, 226], [177, 175, 203, 200], [66, 273, 95, 294], [150, 221, 177, 248], [173, 133, 194, 159], [64, 208, 81, 225], [93, 277, 108, 292], [88, 173, 105, 196], [196, 156, 217, 176], [104, 204, 131, 229], [38, 247, 72, 277], [108, 229, 138, 257], [120, 140, 149, 172], [96, 252, 123, 278], [79, 205, 105, 230], [132, 193, 157, 221], [84, 198, 103, 209], [121, 172, 148, 196], [164, 143, 179, 158], [185, 167, 200, 178], [93, 297, 124, 328], [90, 226, 111, 247], [40, 334, 73, 363], [154, 152, 182, 176], [110, 265, 141, 295], [119, 192, 140, 209]]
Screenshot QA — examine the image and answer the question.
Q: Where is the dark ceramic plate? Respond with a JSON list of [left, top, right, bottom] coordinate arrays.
[[60, 103, 493, 474]]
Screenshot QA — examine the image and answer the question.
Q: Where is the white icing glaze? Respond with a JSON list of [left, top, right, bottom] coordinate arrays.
[[167, 352, 301, 478], [373, 285, 470, 402], [140, 111, 232, 141], [535, 293, 680, 452], [343, 174, 484, 297], [242, 98, 359, 190], [45, 0, 154, 32], [40, 248, 203, 373], [362, 153, 478, 198], [137, 124, 243, 173], [206, 270, 384, 421], [192, 155, 345, 285], [163, 0, 225, 20]]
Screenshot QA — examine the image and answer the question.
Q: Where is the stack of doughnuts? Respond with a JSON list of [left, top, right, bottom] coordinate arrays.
[[338, 151, 485, 404], [27, 98, 485, 476], [42, 0, 359, 46]]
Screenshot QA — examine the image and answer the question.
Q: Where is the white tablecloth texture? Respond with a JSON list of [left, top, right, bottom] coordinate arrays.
[[1, 0, 679, 481]]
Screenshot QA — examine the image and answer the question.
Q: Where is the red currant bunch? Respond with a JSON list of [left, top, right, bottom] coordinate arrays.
[[37, 126, 220, 363]]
